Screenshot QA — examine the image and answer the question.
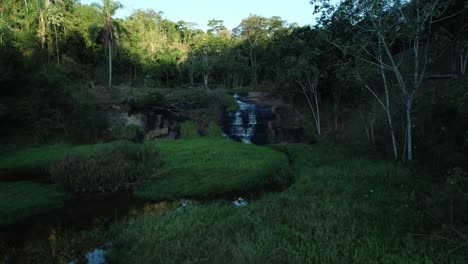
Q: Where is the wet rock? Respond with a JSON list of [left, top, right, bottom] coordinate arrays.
[[232, 197, 248, 207], [86, 249, 106, 264], [144, 128, 169, 140]]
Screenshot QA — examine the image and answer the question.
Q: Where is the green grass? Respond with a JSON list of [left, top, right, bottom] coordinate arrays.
[[0, 143, 113, 172], [0, 181, 67, 225], [109, 144, 467, 263], [136, 139, 290, 200], [0, 139, 290, 201]]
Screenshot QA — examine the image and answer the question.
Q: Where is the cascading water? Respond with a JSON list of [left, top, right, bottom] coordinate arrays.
[[222, 93, 273, 145]]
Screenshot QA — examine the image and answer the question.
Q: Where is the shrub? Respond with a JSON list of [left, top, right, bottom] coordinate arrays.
[[179, 121, 200, 139], [50, 142, 161, 192], [110, 124, 143, 141], [220, 92, 239, 111], [206, 122, 222, 138]]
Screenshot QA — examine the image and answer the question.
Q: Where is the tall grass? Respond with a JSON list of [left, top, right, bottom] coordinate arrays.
[[136, 139, 290, 200], [109, 144, 468, 263], [0, 181, 67, 225]]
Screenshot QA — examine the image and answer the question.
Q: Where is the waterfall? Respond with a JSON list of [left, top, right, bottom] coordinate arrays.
[[222, 93, 274, 145], [228, 93, 257, 144]]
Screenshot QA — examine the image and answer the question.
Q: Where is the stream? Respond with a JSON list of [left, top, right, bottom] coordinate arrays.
[[1, 93, 278, 264], [0, 191, 259, 264]]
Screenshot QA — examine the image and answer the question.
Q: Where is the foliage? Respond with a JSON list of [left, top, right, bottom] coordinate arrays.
[[179, 121, 200, 139], [110, 124, 142, 141], [0, 142, 118, 175], [110, 144, 468, 263], [67, 103, 108, 143], [206, 121, 222, 138], [0, 181, 67, 225], [136, 139, 290, 200], [50, 141, 161, 192]]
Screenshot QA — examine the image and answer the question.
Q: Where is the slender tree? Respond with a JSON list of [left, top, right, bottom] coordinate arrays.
[[92, 0, 122, 88]]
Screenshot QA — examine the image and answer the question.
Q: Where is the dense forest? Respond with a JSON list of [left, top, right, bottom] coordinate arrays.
[[1, 0, 468, 263]]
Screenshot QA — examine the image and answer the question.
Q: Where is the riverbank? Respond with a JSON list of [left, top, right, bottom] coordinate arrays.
[[109, 144, 468, 263], [1, 141, 467, 263]]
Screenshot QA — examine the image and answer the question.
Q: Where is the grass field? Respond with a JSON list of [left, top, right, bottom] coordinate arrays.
[[108, 144, 467, 263], [136, 139, 290, 200], [0, 139, 290, 200], [0, 143, 112, 172]]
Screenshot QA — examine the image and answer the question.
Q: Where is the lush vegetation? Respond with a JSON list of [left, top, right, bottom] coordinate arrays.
[[1, 139, 289, 199], [50, 142, 161, 192], [0, 142, 111, 175], [109, 144, 468, 263], [137, 139, 290, 200], [1, 0, 467, 263], [0, 181, 67, 225]]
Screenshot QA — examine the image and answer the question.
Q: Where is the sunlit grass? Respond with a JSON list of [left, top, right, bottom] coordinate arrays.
[[136, 139, 290, 200], [0, 139, 290, 200]]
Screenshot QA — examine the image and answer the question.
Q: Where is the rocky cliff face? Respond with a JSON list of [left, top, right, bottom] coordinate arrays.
[[222, 92, 305, 144], [106, 107, 180, 141], [106, 92, 305, 144]]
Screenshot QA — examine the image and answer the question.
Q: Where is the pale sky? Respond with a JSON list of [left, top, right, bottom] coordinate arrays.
[[79, 0, 319, 31]]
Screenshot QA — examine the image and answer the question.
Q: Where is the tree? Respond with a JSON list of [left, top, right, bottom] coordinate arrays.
[[289, 59, 322, 136], [235, 15, 270, 89], [92, 0, 122, 88], [207, 19, 227, 36], [313, 0, 451, 161], [46, 3, 64, 63]]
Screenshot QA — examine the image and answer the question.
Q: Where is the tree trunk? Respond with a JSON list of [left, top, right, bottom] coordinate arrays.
[[314, 90, 321, 136], [39, 10, 46, 50], [461, 48, 468, 75], [190, 59, 194, 88], [203, 73, 208, 89], [379, 44, 399, 160], [108, 40, 112, 88], [406, 97, 413, 161], [249, 47, 257, 89], [54, 24, 59, 64]]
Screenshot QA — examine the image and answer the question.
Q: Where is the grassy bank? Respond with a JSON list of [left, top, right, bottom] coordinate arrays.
[[137, 139, 289, 200], [109, 144, 467, 263], [0, 143, 112, 173], [0, 181, 67, 225], [0, 138, 290, 199]]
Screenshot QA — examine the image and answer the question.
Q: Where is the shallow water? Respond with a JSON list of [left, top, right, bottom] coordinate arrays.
[[0, 192, 147, 263]]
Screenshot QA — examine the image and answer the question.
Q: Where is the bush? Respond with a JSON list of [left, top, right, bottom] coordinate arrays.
[[50, 142, 161, 192], [180, 121, 200, 139], [110, 124, 143, 141], [206, 122, 222, 138]]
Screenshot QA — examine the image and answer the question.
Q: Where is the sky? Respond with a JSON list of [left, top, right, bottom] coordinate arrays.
[[79, 0, 319, 31]]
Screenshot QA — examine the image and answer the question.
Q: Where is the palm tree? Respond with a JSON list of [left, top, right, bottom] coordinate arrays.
[[92, 0, 122, 88], [46, 5, 63, 64]]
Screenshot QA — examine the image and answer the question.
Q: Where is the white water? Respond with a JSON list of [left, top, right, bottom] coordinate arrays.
[[229, 93, 257, 144]]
